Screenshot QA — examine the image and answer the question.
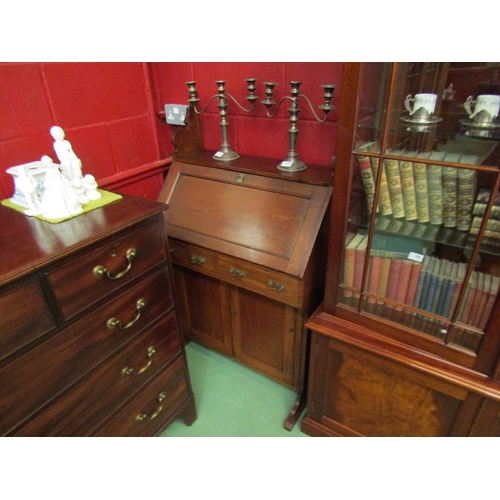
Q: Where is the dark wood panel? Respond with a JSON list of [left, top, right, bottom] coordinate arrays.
[[0, 194, 167, 286], [95, 356, 195, 437], [48, 219, 167, 318], [0, 280, 55, 361], [0, 268, 172, 435], [14, 314, 181, 436]]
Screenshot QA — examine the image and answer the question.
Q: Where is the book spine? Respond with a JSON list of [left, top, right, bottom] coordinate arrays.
[[457, 169, 476, 231], [472, 273, 490, 328], [343, 246, 356, 298], [399, 160, 418, 221], [384, 159, 405, 219], [442, 167, 458, 228], [376, 256, 392, 305], [358, 155, 378, 215], [479, 276, 500, 330], [404, 261, 422, 313], [427, 164, 443, 225], [385, 258, 402, 309], [423, 265, 440, 313], [412, 256, 429, 315], [440, 264, 457, 319], [413, 162, 430, 223], [370, 157, 393, 216], [473, 203, 500, 220], [353, 242, 367, 299], [366, 255, 382, 304], [394, 259, 413, 311]]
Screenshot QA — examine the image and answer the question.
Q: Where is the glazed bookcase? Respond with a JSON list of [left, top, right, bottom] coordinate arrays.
[[302, 62, 500, 437]]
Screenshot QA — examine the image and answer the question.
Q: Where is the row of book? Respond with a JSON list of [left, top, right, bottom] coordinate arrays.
[[470, 188, 500, 248], [358, 145, 478, 231], [343, 232, 499, 329]]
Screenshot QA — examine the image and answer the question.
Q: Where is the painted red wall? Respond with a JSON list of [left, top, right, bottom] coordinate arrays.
[[0, 62, 342, 202], [153, 62, 342, 167], [0, 62, 166, 201]]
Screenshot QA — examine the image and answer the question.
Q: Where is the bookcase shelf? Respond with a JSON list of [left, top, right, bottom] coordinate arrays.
[[301, 62, 500, 437]]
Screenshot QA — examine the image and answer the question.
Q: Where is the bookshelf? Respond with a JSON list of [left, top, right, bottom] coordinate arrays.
[[302, 62, 500, 437]]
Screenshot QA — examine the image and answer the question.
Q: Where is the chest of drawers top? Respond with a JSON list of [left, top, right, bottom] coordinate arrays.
[[0, 194, 168, 287]]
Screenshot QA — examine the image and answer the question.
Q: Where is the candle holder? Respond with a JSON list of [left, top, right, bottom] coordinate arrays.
[[261, 81, 336, 172], [186, 78, 258, 161]]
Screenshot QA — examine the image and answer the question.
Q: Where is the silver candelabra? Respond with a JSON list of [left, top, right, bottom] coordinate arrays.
[[261, 80, 336, 172], [186, 79, 258, 161]]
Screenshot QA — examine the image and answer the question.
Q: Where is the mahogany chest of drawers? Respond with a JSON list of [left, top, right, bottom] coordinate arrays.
[[0, 193, 196, 436]]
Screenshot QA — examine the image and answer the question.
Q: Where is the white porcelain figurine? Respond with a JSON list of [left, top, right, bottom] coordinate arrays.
[[50, 126, 83, 181], [14, 166, 42, 216], [82, 174, 101, 200], [40, 155, 83, 220]]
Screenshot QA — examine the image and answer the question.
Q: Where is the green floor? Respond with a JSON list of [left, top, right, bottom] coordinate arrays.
[[160, 342, 309, 437]]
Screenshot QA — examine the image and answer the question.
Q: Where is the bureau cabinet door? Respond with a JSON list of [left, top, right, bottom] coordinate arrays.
[[230, 286, 300, 389], [173, 265, 233, 357]]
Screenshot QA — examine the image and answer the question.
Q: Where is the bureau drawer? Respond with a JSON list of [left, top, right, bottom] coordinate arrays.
[[169, 238, 218, 276], [0, 268, 173, 436], [0, 280, 55, 362], [48, 219, 167, 319], [15, 313, 182, 436], [218, 255, 301, 307], [95, 355, 191, 436]]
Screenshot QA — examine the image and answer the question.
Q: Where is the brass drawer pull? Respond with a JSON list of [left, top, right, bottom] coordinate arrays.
[[190, 254, 207, 265], [121, 346, 156, 376], [267, 280, 286, 292], [229, 267, 246, 279], [93, 248, 137, 280], [136, 391, 167, 422], [107, 298, 146, 330]]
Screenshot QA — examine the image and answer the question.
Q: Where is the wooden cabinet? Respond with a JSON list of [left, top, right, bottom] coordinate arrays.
[[302, 62, 500, 436], [0, 194, 196, 436], [158, 118, 332, 429]]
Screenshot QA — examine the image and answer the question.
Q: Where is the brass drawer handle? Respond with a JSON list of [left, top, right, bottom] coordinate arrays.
[[267, 280, 286, 292], [121, 346, 156, 376], [190, 254, 207, 265], [107, 298, 146, 330], [136, 391, 167, 422], [93, 248, 137, 280], [229, 267, 246, 279]]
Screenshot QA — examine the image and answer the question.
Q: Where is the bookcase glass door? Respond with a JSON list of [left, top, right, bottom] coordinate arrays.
[[340, 62, 500, 357]]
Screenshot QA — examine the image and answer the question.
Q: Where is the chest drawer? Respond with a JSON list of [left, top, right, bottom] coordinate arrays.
[[169, 238, 218, 276], [15, 313, 182, 436], [0, 280, 55, 361], [218, 255, 301, 307], [0, 268, 172, 436], [48, 220, 167, 319], [95, 355, 190, 436]]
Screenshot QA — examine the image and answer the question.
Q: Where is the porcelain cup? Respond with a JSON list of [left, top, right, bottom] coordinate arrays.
[[404, 93, 437, 116], [464, 94, 500, 121]]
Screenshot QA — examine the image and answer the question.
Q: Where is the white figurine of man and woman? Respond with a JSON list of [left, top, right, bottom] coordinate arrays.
[[15, 126, 101, 219]]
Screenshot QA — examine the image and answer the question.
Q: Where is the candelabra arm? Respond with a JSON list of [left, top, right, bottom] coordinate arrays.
[[263, 96, 294, 118], [298, 93, 329, 122], [191, 94, 220, 115], [225, 93, 256, 113]]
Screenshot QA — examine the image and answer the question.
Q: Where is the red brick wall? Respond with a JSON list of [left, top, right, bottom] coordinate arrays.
[[0, 62, 342, 201]]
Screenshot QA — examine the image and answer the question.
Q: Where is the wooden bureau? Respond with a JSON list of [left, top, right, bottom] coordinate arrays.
[[0, 193, 196, 436], [158, 151, 332, 430]]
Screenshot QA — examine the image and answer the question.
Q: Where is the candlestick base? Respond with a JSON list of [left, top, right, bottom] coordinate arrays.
[[278, 156, 306, 172], [213, 146, 239, 161]]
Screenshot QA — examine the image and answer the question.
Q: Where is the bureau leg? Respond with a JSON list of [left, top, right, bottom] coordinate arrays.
[[284, 391, 306, 431], [181, 396, 198, 426]]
